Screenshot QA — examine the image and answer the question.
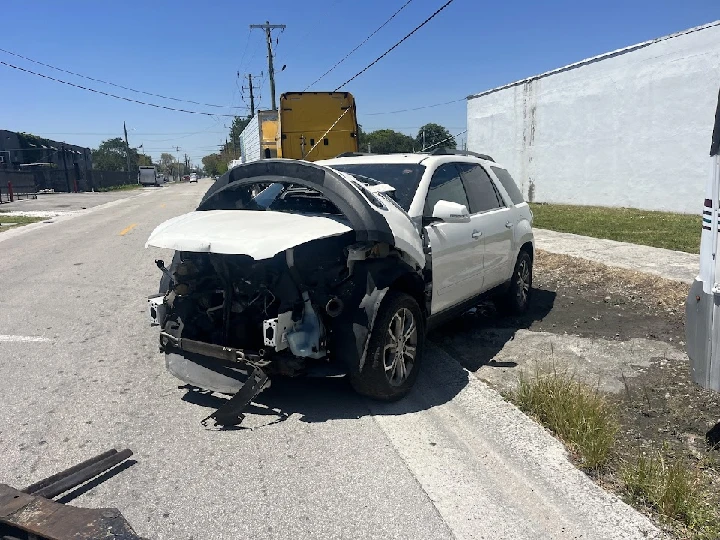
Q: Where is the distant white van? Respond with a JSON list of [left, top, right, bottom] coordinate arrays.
[[189, 173, 198, 183]]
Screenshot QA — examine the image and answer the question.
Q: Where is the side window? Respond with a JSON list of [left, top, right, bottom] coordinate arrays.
[[457, 163, 504, 213], [423, 163, 469, 216], [490, 166, 525, 205]]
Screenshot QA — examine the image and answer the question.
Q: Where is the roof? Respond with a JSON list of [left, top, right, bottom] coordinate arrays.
[[318, 154, 428, 166], [319, 151, 498, 168], [467, 20, 720, 101]]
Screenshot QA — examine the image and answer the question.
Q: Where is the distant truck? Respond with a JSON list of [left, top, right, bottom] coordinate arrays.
[[237, 92, 359, 164], [238, 110, 279, 164], [138, 166, 159, 187]]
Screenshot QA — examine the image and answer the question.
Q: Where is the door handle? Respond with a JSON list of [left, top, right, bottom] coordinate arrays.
[[505, 221, 514, 228], [471, 230, 482, 239]]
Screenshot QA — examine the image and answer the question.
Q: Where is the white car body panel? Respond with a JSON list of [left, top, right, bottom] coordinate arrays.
[[426, 220, 484, 313], [324, 153, 534, 317], [370, 194, 425, 269], [477, 207, 515, 289], [145, 210, 352, 259]]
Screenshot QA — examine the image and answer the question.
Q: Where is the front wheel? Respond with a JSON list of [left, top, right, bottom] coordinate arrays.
[[495, 250, 533, 315], [350, 291, 425, 401]]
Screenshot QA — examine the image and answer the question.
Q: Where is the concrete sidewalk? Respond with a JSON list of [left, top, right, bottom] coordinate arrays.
[[534, 228, 699, 284]]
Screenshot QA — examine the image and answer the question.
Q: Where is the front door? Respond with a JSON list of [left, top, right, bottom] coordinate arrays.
[[424, 163, 485, 314]]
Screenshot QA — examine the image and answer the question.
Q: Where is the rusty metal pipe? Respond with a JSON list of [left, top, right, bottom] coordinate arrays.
[[33, 449, 133, 499], [23, 449, 118, 494]]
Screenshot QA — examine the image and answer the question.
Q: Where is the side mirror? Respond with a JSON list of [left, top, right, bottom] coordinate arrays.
[[426, 200, 471, 224]]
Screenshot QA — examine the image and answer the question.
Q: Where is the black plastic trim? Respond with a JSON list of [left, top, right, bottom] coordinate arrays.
[[198, 159, 396, 246]]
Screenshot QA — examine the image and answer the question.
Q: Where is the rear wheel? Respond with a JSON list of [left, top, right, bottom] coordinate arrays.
[[350, 291, 425, 401], [495, 250, 532, 315]]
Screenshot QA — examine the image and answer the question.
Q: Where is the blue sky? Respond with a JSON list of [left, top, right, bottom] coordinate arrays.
[[1, 0, 717, 165]]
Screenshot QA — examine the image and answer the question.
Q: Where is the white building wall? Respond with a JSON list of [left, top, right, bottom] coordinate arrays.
[[467, 22, 720, 214]]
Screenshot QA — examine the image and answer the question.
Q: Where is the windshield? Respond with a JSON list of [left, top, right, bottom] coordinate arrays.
[[329, 163, 425, 211]]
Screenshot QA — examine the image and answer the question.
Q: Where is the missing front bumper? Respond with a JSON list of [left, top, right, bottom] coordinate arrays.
[[160, 332, 271, 427]]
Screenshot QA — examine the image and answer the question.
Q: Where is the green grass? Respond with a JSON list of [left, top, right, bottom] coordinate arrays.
[[512, 366, 618, 470], [0, 215, 44, 233], [622, 449, 720, 539], [529, 203, 701, 254], [510, 363, 720, 537], [96, 183, 144, 192]]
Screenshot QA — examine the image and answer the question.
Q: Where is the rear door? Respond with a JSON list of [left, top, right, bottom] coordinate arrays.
[[457, 162, 514, 289], [424, 163, 485, 313]]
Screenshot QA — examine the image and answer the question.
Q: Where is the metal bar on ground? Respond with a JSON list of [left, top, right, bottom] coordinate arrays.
[[23, 450, 118, 494], [32, 449, 133, 499]]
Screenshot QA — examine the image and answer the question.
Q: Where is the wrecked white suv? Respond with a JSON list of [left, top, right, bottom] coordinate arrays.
[[146, 150, 534, 426]]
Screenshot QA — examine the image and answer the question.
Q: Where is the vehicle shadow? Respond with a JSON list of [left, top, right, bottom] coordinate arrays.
[[428, 288, 557, 373], [179, 288, 556, 428]]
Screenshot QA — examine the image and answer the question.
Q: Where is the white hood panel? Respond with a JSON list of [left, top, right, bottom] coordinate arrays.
[[146, 210, 352, 259]]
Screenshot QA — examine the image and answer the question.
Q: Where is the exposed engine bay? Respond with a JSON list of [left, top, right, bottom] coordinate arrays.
[[147, 161, 426, 427], [159, 232, 402, 372]]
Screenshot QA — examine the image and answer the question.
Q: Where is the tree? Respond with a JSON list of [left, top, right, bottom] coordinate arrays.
[[137, 153, 153, 167], [364, 129, 415, 154], [158, 153, 174, 174], [92, 137, 139, 171], [415, 123, 456, 151], [202, 153, 223, 176], [357, 124, 366, 151]]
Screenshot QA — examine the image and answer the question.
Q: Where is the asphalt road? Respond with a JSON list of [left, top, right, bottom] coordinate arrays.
[[0, 181, 660, 540]]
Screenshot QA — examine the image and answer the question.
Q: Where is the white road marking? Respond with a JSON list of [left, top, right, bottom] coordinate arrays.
[[0, 335, 51, 342]]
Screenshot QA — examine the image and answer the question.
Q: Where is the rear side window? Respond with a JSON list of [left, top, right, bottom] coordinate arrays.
[[423, 164, 469, 216], [457, 163, 504, 213], [490, 166, 525, 205]]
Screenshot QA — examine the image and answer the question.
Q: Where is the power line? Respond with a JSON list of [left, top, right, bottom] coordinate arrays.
[[0, 61, 248, 117], [229, 30, 255, 116], [364, 98, 465, 116], [33, 131, 226, 136], [334, 0, 456, 91], [0, 47, 248, 109], [236, 31, 253, 76], [420, 129, 467, 152], [304, 0, 414, 91]]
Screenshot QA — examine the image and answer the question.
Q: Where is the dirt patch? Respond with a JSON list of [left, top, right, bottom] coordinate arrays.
[[430, 250, 720, 537]]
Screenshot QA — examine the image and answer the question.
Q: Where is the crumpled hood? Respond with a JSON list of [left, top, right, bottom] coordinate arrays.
[[146, 210, 352, 259], [148, 160, 426, 267]]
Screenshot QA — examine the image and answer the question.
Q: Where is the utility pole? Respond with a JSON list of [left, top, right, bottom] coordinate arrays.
[[61, 144, 71, 192], [175, 146, 180, 181], [123, 122, 132, 183], [422, 129, 426, 151], [184, 153, 189, 175], [249, 21, 286, 111], [245, 73, 256, 116]]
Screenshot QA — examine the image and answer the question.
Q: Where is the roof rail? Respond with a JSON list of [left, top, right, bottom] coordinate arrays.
[[423, 148, 495, 162], [333, 152, 375, 158]]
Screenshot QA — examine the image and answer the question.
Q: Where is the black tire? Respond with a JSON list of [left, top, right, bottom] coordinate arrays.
[[495, 250, 533, 315], [350, 291, 425, 401]]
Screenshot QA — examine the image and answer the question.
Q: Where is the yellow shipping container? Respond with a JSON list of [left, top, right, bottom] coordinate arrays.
[[277, 92, 359, 161]]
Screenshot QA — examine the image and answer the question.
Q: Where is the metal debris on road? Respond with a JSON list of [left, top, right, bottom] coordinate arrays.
[[0, 448, 143, 540]]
